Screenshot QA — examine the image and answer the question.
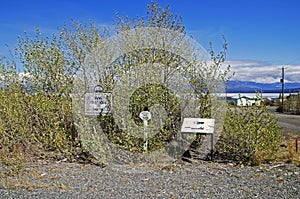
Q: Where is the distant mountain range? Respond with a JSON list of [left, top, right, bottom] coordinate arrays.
[[227, 80, 300, 93]]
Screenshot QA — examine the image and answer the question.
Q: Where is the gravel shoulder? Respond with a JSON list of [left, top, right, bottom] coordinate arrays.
[[1, 160, 299, 198]]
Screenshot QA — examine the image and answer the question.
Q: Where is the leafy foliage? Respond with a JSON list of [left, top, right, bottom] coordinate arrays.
[[98, 83, 181, 152], [284, 92, 300, 114], [217, 104, 283, 165], [114, 2, 185, 33], [0, 2, 284, 166], [0, 30, 82, 163], [15, 28, 77, 97]]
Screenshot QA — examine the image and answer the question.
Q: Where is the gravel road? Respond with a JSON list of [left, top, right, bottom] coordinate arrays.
[[276, 113, 300, 133], [268, 106, 300, 134], [1, 160, 299, 198]]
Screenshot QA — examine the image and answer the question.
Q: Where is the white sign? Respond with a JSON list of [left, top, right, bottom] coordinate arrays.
[[181, 118, 215, 134], [84, 92, 112, 116], [139, 111, 152, 121]]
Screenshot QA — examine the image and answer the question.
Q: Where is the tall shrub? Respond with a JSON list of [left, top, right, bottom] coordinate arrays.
[[217, 104, 282, 165]]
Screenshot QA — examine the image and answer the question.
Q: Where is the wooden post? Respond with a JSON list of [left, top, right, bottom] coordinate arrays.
[[296, 137, 298, 153]]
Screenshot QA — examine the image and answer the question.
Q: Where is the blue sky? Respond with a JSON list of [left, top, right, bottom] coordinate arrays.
[[1, 0, 300, 83]]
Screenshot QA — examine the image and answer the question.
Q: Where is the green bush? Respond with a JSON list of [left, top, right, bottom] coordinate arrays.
[[0, 87, 77, 158], [285, 92, 300, 114], [217, 104, 282, 165], [0, 60, 87, 164], [0, 2, 232, 164], [99, 83, 181, 152]]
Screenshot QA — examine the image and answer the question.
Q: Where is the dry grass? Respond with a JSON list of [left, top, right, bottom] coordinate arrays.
[[276, 128, 300, 163], [1, 178, 51, 191]]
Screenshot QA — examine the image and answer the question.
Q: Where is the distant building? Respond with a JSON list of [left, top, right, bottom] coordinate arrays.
[[230, 95, 262, 106]]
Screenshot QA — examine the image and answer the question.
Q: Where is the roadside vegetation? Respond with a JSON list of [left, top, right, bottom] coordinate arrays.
[[0, 2, 298, 178], [217, 104, 283, 165], [281, 92, 300, 114]]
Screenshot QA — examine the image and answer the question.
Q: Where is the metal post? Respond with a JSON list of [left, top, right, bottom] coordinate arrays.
[[143, 120, 148, 151], [211, 134, 214, 161], [139, 111, 151, 152]]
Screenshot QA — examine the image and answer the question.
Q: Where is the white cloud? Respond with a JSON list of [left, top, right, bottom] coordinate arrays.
[[224, 60, 300, 83]]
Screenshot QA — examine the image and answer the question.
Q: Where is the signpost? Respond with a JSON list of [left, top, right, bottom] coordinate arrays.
[[139, 111, 152, 151], [181, 118, 215, 160], [84, 85, 112, 116]]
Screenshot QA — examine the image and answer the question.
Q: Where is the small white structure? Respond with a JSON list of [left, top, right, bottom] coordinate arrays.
[[231, 95, 262, 106]]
